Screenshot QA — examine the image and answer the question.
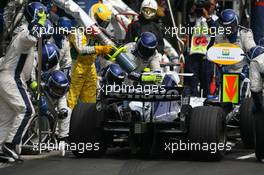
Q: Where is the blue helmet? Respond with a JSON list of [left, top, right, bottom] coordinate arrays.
[[47, 70, 69, 99], [42, 42, 59, 71], [53, 17, 72, 49], [24, 2, 47, 25], [58, 16, 72, 32], [105, 64, 125, 84], [220, 9, 238, 35], [136, 32, 158, 59], [247, 46, 264, 60]]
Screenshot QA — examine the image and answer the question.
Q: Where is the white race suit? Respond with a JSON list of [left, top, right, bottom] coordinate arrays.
[[0, 24, 37, 146]]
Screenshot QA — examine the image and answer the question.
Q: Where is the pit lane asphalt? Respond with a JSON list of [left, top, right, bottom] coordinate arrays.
[[0, 148, 263, 175]]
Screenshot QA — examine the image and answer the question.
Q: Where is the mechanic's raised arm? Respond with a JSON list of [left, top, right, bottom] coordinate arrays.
[[17, 25, 38, 52]]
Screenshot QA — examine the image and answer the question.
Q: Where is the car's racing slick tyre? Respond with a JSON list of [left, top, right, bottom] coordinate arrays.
[[239, 97, 255, 149], [255, 108, 264, 162], [189, 106, 226, 161], [70, 102, 107, 158]]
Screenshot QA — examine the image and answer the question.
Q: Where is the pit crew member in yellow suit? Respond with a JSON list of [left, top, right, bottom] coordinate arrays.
[[67, 3, 113, 110]]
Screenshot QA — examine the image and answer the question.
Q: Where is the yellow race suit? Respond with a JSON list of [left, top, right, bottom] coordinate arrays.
[[67, 31, 98, 109]]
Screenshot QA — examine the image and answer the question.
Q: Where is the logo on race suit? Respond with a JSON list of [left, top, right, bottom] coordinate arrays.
[[222, 49, 230, 56], [207, 43, 244, 65], [222, 74, 240, 104]]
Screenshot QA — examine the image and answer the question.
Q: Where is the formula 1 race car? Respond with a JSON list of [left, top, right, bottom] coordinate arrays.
[[70, 69, 227, 161]]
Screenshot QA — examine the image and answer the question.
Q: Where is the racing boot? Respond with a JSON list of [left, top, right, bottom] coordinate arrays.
[[0, 146, 15, 163], [58, 137, 69, 157], [2, 143, 23, 162], [0, 154, 15, 163]]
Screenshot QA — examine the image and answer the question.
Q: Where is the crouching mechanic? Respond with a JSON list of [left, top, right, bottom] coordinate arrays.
[[247, 46, 264, 162], [124, 32, 163, 84], [126, 32, 161, 73], [67, 4, 113, 110], [247, 46, 264, 111], [31, 41, 71, 156], [99, 32, 163, 88], [0, 2, 47, 161]]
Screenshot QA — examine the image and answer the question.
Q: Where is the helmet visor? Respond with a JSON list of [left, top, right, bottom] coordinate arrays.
[[137, 40, 156, 59], [42, 56, 58, 71], [48, 81, 68, 98], [105, 70, 125, 85], [142, 7, 156, 19], [221, 18, 238, 35], [95, 14, 110, 28]]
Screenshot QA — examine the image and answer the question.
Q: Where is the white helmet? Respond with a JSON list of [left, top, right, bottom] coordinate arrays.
[[140, 0, 158, 19]]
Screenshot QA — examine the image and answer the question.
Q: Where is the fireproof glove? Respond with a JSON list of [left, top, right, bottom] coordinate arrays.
[[141, 73, 163, 84], [95, 45, 113, 55]]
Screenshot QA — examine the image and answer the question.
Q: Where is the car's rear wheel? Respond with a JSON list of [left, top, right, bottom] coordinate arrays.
[[255, 108, 264, 162], [70, 103, 107, 158], [189, 106, 226, 161], [239, 97, 255, 148]]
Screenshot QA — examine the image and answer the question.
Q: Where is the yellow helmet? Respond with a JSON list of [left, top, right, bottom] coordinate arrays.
[[91, 3, 112, 28]]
